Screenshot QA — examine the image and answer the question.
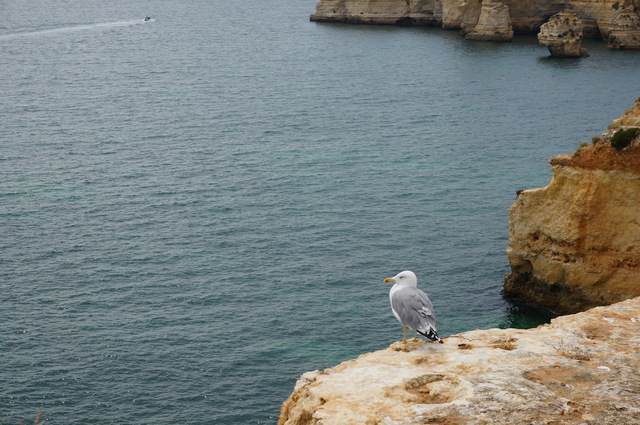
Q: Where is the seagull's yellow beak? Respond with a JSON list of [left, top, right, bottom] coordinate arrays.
[[383, 277, 395, 283]]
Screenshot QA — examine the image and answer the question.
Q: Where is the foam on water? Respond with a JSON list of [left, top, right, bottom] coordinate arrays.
[[0, 19, 150, 39]]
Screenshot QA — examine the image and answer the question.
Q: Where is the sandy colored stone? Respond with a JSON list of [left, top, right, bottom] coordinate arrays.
[[278, 297, 640, 425], [310, 0, 640, 47], [611, 96, 640, 128], [505, 98, 640, 313], [310, 0, 441, 25], [538, 12, 589, 57], [597, 0, 640, 48], [463, 0, 513, 41]]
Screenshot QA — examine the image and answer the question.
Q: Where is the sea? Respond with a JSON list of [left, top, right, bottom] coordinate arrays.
[[1, 0, 640, 423]]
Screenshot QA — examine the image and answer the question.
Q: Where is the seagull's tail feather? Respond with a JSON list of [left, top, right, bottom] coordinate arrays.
[[418, 328, 443, 344]]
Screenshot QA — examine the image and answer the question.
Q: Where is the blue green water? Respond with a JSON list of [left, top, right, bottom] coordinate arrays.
[[1, 0, 640, 423]]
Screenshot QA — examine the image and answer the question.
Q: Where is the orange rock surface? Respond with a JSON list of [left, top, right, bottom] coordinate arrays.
[[505, 98, 640, 313]]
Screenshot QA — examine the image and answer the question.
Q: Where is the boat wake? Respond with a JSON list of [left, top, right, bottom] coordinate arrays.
[[0, 19, 152, 40]]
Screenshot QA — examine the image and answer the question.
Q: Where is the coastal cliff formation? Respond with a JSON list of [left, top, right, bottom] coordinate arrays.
[[505, 98, 640, 314], [538, 11, 590, 57], [278, 297, 640, 424], [310, 0, 441, 25], [310, 0, 640, 47], [463, 0, 514, 41]]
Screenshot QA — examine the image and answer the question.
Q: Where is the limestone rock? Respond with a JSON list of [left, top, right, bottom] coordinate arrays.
[[278, 297, 640, 425], [464, 0, 514, 41], [309, 0, 441, 26], [606, 6, 640, 49], [538, 12, 589, 57], [596, 0, 640, 48], [310, 0, 640, 48], [611, 97, 640, 128], [442, 0, 482, 31], [504, 98, 640, 314]]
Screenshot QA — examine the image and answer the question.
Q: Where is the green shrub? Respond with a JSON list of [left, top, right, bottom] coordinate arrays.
[[610, 127, 639, 150]]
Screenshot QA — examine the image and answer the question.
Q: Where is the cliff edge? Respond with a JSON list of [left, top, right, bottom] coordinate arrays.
[[504, 98, 640, 314], [310, 0, 640, 47], [278, 100, 640, 425], [278, 296, 640, 425]]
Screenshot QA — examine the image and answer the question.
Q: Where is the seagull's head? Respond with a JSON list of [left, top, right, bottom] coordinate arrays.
[[383, 270, 417, 287]]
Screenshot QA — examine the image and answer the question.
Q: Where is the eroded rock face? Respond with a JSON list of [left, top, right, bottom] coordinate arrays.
[[309, 0, 442, 25], [310, 0, 640, 47], [596, 0, 640, 48], [278, 297, 640, 425], [538, 11, 589, 57], [606, 5, 640, 48], [505, 98, 640, 314], [464, 0, 514, 41]]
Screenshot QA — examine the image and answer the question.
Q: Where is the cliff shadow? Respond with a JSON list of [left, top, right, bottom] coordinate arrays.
[[536, 55, 588, 68]]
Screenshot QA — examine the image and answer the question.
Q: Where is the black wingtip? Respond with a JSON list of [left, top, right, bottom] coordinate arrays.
[[417, 329, 443, 343]]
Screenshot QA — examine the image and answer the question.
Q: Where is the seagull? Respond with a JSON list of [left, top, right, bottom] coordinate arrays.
[[384, 270, 443, 344]]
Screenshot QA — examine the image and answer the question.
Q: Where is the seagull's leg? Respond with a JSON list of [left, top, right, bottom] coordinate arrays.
[[402, 326, 407, 344], [410, 330, 419, 342]]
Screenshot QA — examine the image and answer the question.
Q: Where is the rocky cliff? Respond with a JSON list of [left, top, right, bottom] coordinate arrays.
[[537, 11, 590, 57], [278, 99, 640, 425], [310, 0, 640, 47], [278, 296, 640, 425], [504, 98, 640, 314], [463, 0, 514, 41]]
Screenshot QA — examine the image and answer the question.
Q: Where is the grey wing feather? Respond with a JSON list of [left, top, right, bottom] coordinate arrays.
[[391, 287, 437, 333]]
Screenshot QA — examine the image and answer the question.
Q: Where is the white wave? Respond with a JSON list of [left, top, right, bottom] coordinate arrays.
[[0, 19, 150, 40]]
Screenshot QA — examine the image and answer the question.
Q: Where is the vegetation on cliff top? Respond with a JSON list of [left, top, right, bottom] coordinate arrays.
[[552, 135, 640, 172], [611, 127, 640, 150], [551, 97, 640, 172]]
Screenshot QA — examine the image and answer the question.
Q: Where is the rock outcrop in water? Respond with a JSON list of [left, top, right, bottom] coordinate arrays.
[[505, 98, 640, 314], [310, 0, 640, 48], [538, 11, 589, 57], [278, 296, 640, 424]]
